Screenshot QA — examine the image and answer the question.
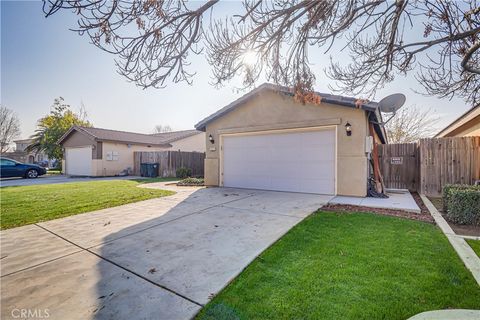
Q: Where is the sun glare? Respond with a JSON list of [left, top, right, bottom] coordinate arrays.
[[242, 50, 258, 67]]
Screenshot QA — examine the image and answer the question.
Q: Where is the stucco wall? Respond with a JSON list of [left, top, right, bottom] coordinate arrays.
[[444, 116, 480, 137], [61, 131, 100, 159], [203, 89, 370, 197], [92, 142, 168, 176], [170, 132, 206, 152]]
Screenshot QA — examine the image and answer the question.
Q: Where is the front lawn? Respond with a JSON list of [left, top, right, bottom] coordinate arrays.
[[466, 239, 480, 258], [198, 212, 480, 320], [0, 180, 174, 229]]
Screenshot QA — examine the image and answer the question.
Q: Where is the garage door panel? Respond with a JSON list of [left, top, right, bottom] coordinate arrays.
[[66, 147, 92, 176], [222, 128, 336, 195]]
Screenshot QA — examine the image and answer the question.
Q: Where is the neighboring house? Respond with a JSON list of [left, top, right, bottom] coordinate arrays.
[[435, 105, 480, 138], [58, 126, 205, 176], [2, 139, 53, 166], [151, 130, 206, 152], [195, 83, 387, 197]]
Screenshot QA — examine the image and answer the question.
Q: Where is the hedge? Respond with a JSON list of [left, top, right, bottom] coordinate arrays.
[[443, 184, 480, 226], [176, 167, 192, 179]]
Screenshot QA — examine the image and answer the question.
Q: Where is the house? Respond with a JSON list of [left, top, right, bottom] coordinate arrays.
[[58, 126, 205, 176], [195, 83, 387, 197], [435, 105, 480, 138], [3, 139, 53, 166]]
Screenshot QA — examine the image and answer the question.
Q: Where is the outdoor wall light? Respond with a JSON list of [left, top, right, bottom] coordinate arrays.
[[209, 134, 215, 144], [345, 122, 352, 136]]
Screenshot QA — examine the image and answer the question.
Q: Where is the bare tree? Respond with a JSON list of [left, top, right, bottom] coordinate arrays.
[[0, 106, 21, 153], [384, 105, 440, 143], [43, 1, 480, 105], [153, 124, 172, 133]]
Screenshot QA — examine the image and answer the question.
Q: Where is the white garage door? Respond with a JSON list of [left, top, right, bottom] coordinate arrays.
[[65, 147, 92, 176], [222, 128, 336, 194]]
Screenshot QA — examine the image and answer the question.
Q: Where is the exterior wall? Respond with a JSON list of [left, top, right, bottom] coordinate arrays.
[[61, 131, 99, 159], [15, 142, 30, 152], [442, 116, 480, 137], [203, 90, 370, 197], [436, 106, 480, 138], [92, 142, 167, 176], [169, 132, 206, 152]]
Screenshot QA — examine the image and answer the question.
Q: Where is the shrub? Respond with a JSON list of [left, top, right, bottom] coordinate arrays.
[[177, 177, 204, 186], [443, 184, 480, 211], [443, 184, 480, 225], [176, 167, 192, 179]]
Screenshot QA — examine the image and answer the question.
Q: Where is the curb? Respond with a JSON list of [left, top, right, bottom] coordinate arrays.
[[421, 195, 480, 286]]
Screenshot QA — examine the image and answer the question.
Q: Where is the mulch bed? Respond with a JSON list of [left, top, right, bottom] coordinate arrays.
[[322, 192, 434, 224], [411, 192, 430, 215], [426, 196, 480, 237], [449, 224, 480, 237]]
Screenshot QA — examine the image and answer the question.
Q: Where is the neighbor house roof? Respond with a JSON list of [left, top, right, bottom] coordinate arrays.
[[195, 83, 387, 143], [150, 129, 201, 142], [58, 126, 172, 147], [435, 105, 480, 138]]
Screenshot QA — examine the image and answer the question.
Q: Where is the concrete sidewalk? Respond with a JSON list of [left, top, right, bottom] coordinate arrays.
[[421, 195, 480, 286], [329, 189, 421, 213]]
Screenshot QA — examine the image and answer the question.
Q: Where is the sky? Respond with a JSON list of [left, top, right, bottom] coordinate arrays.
[[1, 0, 472, 139]]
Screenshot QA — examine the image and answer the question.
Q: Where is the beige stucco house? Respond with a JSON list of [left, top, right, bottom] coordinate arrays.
[[435, 105, 480, 138], [195, 83, 387, 197], [58, 126, 205, 176], [3, 139, 53, 166]]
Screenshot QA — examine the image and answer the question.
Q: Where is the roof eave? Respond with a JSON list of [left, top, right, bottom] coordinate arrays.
[[57, 126, 97, 145], [195, 83, 382, 132], [97, 139, 172, 148], [434, 105, 480, 137]]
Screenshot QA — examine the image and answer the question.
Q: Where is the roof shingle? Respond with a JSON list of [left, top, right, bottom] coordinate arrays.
[[58, 126, 201, 146]]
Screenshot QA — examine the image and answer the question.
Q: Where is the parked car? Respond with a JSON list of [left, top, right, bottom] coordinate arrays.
[[0, 157, 47, 178]]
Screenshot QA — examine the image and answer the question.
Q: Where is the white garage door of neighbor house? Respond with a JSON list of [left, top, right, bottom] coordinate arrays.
[[222, 128, 336, 195], [66, 147, 92, 176]]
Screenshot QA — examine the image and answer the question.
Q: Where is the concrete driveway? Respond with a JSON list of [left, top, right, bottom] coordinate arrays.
[[0, 175, 144, 187], [0, 184, 332, 320]]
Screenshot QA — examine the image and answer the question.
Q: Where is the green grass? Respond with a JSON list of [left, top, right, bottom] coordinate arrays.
[[197, 212, 480, 320], [466, 239, 480, 258], [130, 177, 179, 184], [46, 170, 62, 175], [0, 180, 174, 229]]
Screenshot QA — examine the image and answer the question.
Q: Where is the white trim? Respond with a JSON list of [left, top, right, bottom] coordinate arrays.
[[217, 118, 341, 135], [219, 125, 337, 195]]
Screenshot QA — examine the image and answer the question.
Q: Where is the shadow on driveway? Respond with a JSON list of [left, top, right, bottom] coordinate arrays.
[[0, 186, 332, 319]]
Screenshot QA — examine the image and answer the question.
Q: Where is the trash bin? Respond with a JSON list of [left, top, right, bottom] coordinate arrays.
[[140, 163, 159, 178]]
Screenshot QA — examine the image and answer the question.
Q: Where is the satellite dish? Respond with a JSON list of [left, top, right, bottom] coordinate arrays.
[[378, 93, 406, 113]]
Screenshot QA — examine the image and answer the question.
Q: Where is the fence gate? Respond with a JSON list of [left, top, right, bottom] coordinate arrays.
[[378, 143, 420, 191], [378, 137, 480, 196]]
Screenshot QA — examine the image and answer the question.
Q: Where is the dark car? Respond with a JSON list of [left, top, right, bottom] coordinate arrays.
[[0, 157, 47, 179]]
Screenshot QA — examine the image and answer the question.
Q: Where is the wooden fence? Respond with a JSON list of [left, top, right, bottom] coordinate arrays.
[[420, 137, 480, 196], [133, 151, 205, 177], [379, 136, 480, 196], [378, 143, 420, 191]]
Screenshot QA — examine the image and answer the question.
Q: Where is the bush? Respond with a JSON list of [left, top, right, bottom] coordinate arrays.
[[176, 167, 192, 179], [443, 184, 480, 225], [177, 177, 204, 186], [443, 184, 480, 211]]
